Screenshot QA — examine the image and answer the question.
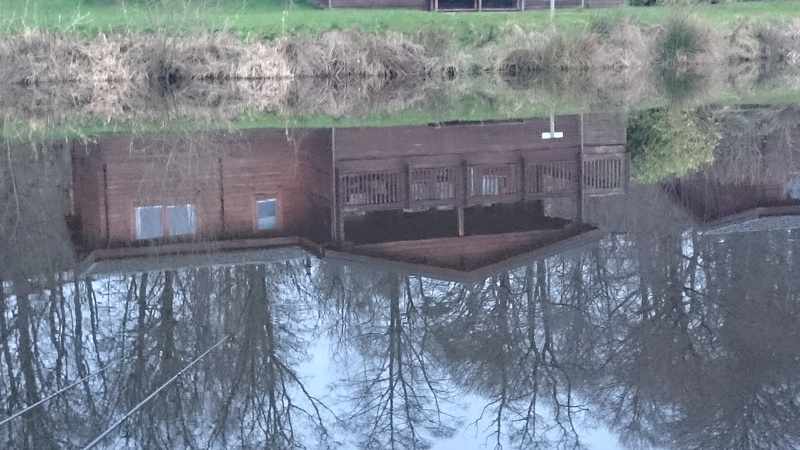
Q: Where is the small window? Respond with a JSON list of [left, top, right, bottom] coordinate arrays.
[[135, 204, 196, 240], [136, 206, 163, 239], [257, 199, 278, 230], [787, 175, 800, 200], [168, 204, 196, 236]]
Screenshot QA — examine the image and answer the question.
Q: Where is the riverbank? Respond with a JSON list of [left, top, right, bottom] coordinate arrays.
[[1, 1, 799, 138], [2, 14, 798, 83], [3, 0, 800, 79]]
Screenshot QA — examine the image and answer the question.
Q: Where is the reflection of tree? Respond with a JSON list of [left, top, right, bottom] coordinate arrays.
[[627, 108, 718, 183], [426, 267, 589, 450], [659, 231, 800, 450], [208, 263, 333, 450], [582, 216, 800, 449], [13, 280, 57, 449], [319, 265, 459, 450], [117, 270, 203, 449]]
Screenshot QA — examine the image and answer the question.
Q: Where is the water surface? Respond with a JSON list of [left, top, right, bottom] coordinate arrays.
[[2, 79, 800, 449]]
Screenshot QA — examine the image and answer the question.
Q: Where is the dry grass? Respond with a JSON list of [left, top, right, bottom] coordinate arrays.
[[280, 76, 434, 118], [1, 19, 800, 134], [283, 28, 432, 79], [0, 30, 292, 123], [491, 21, 658, 108], [0, 30, 291, 84]]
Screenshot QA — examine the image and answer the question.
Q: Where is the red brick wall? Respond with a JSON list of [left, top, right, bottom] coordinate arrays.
[[72, 141, 107, 248], [73, 130, 331, 249]]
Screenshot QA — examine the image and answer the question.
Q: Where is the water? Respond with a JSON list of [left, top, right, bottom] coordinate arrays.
[[2, 74, 800, 450]]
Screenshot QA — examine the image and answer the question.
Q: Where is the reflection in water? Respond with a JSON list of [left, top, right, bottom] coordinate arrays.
[[2, 106, 800, 449]]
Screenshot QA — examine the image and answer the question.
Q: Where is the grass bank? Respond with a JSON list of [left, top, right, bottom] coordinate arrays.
[[2, 0, 800, 39]]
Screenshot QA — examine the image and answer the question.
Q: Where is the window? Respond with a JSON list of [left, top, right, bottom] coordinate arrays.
[[136, 206, 163, 239], [787, 175, 800, 200], [135, 204, 196, 239], [257, 199, 278, 230]]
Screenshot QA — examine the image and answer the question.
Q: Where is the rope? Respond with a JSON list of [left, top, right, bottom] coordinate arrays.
[[81, 333, 232, 450], [0, 357, 128, 428]]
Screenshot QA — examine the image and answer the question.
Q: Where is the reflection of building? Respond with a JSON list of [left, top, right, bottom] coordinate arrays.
[[665, 122, 800, 233], [666, 176, 800, 224], [71, 115, 628, 281], [666, 176, 800, 235], [311, 0, 624, 12]]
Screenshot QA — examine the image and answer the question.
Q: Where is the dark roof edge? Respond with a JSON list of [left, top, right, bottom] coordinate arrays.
[[325, 228, 604, 283], [77, 237, 323, 278], [701, 205, 800, 233]]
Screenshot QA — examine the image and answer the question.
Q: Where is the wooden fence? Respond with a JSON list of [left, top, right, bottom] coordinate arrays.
[[338, 154, 628, 213]]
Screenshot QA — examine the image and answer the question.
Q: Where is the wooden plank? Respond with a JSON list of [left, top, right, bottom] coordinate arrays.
[[335, 117, 583, 160]]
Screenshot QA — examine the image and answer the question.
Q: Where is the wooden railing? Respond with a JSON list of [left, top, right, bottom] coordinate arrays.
[[526, 160, 577, 197], [409, 167, 459, 208], [583, 154, 628, 196], [338, 154, 628, 213], [468, 164, 520, 202], [340, 171, 405, 211]]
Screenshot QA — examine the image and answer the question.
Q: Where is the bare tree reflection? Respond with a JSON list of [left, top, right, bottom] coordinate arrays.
[[208, 263, 334, 450], [317, 263, 460, 450]]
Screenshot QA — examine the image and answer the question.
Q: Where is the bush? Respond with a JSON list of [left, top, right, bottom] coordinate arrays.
[[659, 16, 704, 63], [628, 108, 719, 183]]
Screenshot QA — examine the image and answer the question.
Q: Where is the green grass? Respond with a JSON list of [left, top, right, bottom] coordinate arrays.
[[2, 0, 799, 40]]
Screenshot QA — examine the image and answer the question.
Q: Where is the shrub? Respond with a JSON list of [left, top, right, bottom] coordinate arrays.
[[659, 16, 704, 63], [628, 108, 719, 183]]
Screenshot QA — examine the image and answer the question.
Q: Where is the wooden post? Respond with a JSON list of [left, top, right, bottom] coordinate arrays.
[[434, 0, 439, 11], [519, 0, 524, 11], [550, 0, 555, 21], [519, 155, 526, 201], [457, 206, 465, 237], [404, 164, 411, 209], [576, 113, 584, 226], [460, 160, 469, 235], [478, 0, 482, 11], [334, 169, 346, 243], [331, 128, 339, 243]]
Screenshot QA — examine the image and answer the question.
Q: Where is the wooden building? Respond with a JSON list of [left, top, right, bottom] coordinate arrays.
[[311, 0, 624, 11], [664, 119, 800, 233], [71, 114, 628, 281], [71, 130, 333, 251]]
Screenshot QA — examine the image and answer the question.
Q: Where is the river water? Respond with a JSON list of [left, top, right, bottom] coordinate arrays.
[[1, 72, 800, 450]]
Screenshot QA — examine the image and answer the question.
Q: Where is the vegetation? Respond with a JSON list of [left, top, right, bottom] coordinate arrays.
[[627, 107, 720, 182], [659, 15, 707, 64]]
